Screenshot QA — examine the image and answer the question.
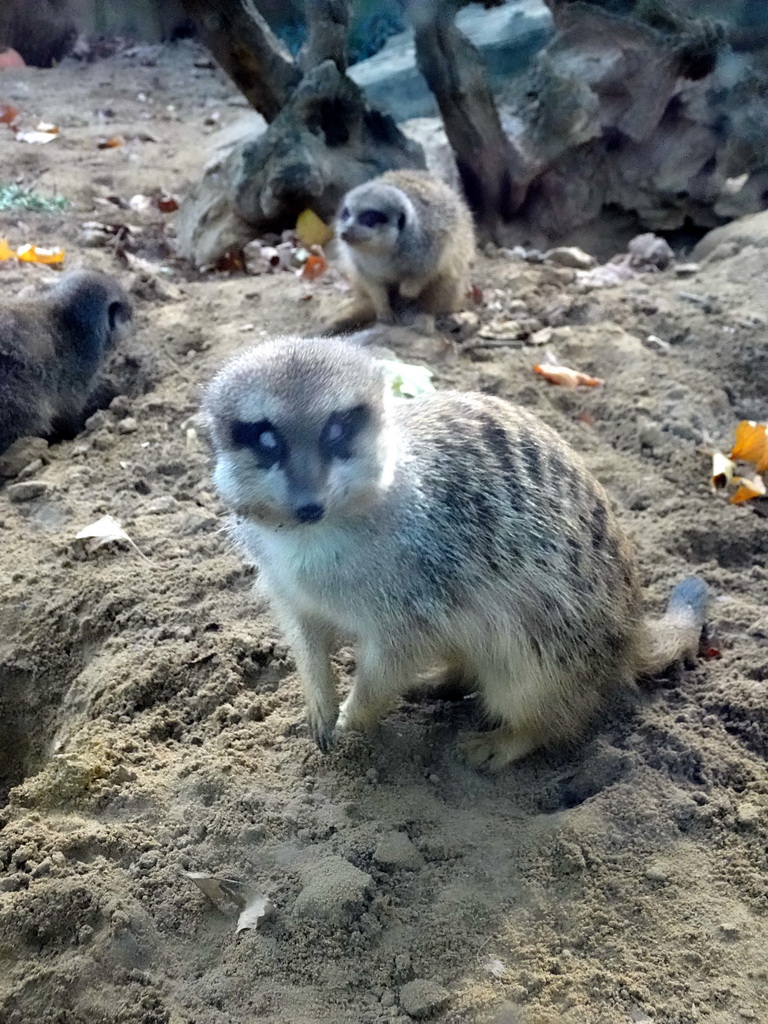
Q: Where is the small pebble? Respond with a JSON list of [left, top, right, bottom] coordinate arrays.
[[736, 802, 760, 829], [644, 863, 668, 882], [117, 417, 139, 434], [373, 833, 424, 871], [643, 334, 670, 355], [399, 979, 450, 1020], [7, 480, 50, 503]]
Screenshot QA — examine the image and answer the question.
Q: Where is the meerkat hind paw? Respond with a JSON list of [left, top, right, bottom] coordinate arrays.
[[461, 728, 537, 772]]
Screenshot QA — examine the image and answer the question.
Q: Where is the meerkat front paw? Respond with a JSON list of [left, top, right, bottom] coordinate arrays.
[[461, 728, 536, 772], [307, 705, 339, 753]]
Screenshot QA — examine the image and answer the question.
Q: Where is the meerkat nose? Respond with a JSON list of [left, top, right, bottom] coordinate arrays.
[[295, 502, 325, 524]]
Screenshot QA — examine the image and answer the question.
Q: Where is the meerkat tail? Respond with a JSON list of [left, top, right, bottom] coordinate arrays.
[[636, 576, 709, 677]]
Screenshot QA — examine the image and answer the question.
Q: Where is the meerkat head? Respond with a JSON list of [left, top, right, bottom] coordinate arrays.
[[203, 337, 393, 530], [49, 271, 133, 372], [336, 181, 414, 255]]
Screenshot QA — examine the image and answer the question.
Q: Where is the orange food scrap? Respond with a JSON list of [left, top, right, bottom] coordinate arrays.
[[533, 363, 604, 388], [0, 104, 18, 125], [730, 419, 768, 474], [16, 243, 65, 265], [98, 135, 125, 149], [730, 473, 766, 505], [0, 48, 25, 71], [0, 238, 15, 260], [300, 248, 328, 281]]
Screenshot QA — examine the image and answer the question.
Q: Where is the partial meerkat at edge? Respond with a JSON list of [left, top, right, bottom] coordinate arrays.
[[331, 169, 476, 333], [0, 270, 133, 456], [202, 336, 708, 771]]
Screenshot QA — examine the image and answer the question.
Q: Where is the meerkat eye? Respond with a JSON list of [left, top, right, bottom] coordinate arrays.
[[230, 419, 285, 465], [320, 404, 370, 460], [341, 206, 350, 220], [357, 209, 388, 229]]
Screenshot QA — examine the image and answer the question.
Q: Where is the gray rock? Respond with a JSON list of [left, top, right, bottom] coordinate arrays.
[[693, 210, 768, 261], [348, 0, 553, 122], [373, 832, 425, 871], [399, 979, 450, 1020], [544, 246, 597, 270], [0, 437, 49, 479], [7, 481, 51, 503], [293, 856, 372, 925]]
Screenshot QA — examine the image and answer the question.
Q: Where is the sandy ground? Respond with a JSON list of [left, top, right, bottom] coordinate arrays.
[[0, 42, 767, 1024]]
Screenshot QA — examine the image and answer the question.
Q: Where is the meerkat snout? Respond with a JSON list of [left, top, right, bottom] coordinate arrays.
[[203, 339, 391, 529], [337, 191, 408, 251]]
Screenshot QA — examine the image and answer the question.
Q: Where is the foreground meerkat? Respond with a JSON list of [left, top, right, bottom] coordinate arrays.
[[203, 337, 708, 770], [333, 169, 475, 331], [0, 270, 133, 455]]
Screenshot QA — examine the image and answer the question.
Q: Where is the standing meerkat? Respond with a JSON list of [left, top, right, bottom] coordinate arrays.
[[334, 169, 475, 331], [203, 337, 708, 770], [0, 270, 133, 455]]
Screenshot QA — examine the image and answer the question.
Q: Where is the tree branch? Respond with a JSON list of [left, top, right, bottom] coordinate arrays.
[[405, 0, 527, 243], [178, 0, 301, 122], [300, 0, 351, 72]]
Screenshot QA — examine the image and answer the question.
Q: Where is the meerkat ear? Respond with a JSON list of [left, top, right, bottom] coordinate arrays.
[[108, 299, 132, 334]]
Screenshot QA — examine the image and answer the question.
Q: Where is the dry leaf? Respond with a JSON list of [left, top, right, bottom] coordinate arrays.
[[730, 474, 766, 505], [16, 128, 58, 144], [214, 250, 246, 273], [183, 872, 244, 912], [296, 208, 333, 248], [16, 243, 65, 265], [0, 238, 15, 260], [0, 104, 18, 125], [75, 515, 146, 558], [533, 363, 604, 388], [236, 893, 276, 934], [730, 420, 768, 474], [300, 248, 328, 281], [711, 451, 736, 491], [156, 192, 179, 213], [98, 134, 125, 149]]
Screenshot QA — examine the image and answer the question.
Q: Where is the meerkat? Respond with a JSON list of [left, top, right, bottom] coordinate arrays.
[[202, 336, 708, 770], [332, 169, 475, 332], [0, 270, 133, 455]]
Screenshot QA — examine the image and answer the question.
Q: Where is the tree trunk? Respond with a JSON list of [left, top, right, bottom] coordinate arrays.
[[405, 0, 527, 244], [177, 0, 301, 122]]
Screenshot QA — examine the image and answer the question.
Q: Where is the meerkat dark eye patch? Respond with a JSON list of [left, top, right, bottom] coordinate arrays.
[[320, 404, 370, 460], [357, 209, 388, 229], [231, 419, 286, 466], [397, 212, 406, 230]]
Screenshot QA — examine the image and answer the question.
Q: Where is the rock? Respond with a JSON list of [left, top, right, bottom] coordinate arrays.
[[628, 233, 674, 270], [293, 856, 372, 925], [644, 863, 669, 882], [6, 481, 51, 503], [16, 458, 44, 480], [117, 417, 139, 435], [349, 0, 554, 122], [544, 246, 597, 270], [692, 210, 768, 261], [0, 437, 49, 479], [399, 979, 450, 1020], [373, 832, 425, 871], [735, 802, 760, 829]]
